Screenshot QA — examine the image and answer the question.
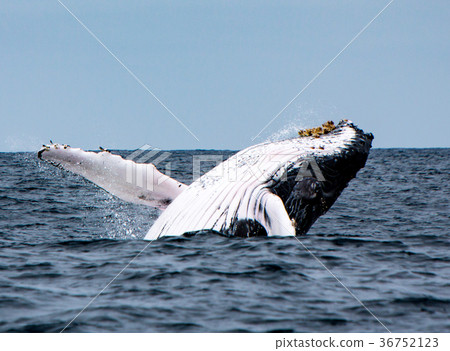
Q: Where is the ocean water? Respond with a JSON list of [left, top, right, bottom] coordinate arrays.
[[0, 149, 448, 333]]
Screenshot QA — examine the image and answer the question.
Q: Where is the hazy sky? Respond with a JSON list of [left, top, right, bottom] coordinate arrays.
[[1, 0, 449, 151]]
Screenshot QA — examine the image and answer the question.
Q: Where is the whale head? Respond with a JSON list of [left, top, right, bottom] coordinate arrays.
[[268, 120, 373, 235]]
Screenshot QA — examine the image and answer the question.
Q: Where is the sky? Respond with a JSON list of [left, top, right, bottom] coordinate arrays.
[[1, 0, 449, 151]]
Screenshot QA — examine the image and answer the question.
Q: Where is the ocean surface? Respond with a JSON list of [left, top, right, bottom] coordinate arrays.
[[0, 148, 448, 333]]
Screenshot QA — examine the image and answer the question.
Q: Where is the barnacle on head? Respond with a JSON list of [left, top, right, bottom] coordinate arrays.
[[298, 120, 336, 138]]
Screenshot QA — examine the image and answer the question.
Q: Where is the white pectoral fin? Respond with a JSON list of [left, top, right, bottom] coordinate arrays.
[[255, 191, 295, 237], [38, 144, 187, 209]]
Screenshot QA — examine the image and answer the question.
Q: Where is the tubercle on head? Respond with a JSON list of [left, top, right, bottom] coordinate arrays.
[[37, 143, 71, 159], [298, 120, 337, 138], [99, 146, 111, 153]]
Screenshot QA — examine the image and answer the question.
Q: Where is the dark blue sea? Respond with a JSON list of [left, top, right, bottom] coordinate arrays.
[[0, 149, 449, 333]]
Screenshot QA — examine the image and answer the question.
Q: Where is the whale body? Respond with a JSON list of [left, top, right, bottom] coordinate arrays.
[[38, 120, 373, 239]]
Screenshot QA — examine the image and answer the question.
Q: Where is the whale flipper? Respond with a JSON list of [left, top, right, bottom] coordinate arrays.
[[257, 191, 296, 237], [38, 145, 187, 210], [227, 190, 295, 237]]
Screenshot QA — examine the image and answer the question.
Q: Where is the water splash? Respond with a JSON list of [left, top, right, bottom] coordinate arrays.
[[101, 195, 158, 240], [265, 102, 340, 142], [4, 135, 43, 152]]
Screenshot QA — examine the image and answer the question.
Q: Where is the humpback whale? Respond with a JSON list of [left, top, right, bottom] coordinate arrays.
[[38, 120, 373, 239]]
